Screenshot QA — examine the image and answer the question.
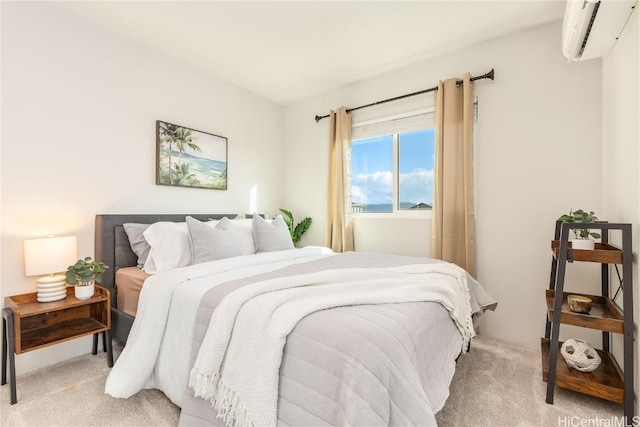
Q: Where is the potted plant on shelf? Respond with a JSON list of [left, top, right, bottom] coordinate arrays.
[[557, 209, 601, 250], [65, 257, 108, 300]]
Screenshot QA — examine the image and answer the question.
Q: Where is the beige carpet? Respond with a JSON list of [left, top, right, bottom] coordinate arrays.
[[1, 341, 180, 427], [435, 335, 622, 426], [1, 335, 623, 426]]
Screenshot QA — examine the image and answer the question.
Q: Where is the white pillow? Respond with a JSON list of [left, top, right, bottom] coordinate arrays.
[[252, 215, 294, 252], [231, 218, 256, 255], [142, 222, 191, 274], [186, 216, 242, 264]]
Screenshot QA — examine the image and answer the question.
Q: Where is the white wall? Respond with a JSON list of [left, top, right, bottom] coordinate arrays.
[[354, 217, 431, 256], [283, 21, 605, 350], [1, 2, 284, 373], [602, 9, 639, 417]]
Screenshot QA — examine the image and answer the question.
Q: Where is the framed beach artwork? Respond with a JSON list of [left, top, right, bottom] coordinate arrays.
[[156, 120, 228, 190]]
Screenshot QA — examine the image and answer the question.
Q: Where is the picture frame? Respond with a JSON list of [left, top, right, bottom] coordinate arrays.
[[156, 120, 228, 190]]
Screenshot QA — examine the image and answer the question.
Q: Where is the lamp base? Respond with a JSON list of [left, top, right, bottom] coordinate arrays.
[[36, 275, 68, 302]]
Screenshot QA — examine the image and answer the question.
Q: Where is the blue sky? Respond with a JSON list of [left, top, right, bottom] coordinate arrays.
[[351, 129, 434, 206]]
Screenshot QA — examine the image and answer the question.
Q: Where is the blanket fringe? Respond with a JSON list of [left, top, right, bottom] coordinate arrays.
[[190, 369, 255, 427], [189, 368, 220, 400], [212, 380, 255, 427], [457, 273, 476, 354]]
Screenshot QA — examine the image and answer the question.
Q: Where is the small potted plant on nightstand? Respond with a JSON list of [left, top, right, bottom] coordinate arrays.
[[65, 257, 109, 300], [557, 209, 601, 250]]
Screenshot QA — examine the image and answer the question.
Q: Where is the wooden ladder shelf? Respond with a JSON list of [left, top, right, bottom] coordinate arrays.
[[543, 222, 634, 425]]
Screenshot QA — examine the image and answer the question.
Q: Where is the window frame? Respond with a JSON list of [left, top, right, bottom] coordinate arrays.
[[351, 108, 435, 219]]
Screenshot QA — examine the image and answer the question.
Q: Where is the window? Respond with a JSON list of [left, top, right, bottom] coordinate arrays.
[[351, 109, 435, 214]]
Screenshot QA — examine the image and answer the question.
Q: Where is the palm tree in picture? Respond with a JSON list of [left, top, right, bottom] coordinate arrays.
[[159, 122, 179, 184], [174, 127, 202, 167]]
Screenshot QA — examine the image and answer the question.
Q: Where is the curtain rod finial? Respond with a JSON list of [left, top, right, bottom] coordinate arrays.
[[487, 68, 495, 80], [315, 115, 322, 123]]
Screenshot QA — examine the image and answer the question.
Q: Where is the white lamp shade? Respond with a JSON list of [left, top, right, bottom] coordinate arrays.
[[24, 236, 78, 276]]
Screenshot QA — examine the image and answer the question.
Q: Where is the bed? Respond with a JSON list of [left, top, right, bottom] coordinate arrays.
[[95, 214, 241, 342], [95, 213, 496, 426]]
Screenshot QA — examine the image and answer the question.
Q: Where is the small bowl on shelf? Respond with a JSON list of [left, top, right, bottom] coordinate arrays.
[[567, 295, 592, 314]]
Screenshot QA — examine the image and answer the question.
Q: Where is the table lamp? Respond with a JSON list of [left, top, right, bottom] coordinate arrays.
[[24, 236, 78, 302]]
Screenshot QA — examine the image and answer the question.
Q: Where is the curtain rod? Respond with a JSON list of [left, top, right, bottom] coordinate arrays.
[[314, 68, 495, 123]]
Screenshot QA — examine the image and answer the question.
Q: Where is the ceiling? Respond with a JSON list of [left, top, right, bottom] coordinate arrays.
[[58, 1, 565, 106]]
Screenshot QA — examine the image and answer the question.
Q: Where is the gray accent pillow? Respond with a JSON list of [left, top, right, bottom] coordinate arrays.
[[186, 216, 242, 264], [252, 215, 294, 252], [123, 223, 151, 268]]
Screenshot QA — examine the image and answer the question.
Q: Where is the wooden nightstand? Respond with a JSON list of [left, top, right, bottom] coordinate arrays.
[[1, 285, 112, 404]]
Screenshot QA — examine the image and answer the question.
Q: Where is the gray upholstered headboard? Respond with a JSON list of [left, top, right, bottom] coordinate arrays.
[[94, 214, 250, 309]]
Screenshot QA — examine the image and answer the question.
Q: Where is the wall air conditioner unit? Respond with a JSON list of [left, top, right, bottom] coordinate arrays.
[[562, 0, 637, 61]]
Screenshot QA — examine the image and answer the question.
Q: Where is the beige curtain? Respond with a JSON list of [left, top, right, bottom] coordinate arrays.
[[430, 73, 476, 277], [325, 107, 354, 252]]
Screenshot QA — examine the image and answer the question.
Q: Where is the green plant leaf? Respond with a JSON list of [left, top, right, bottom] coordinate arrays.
[[558, 209, 599, 240], [279, 208, 294, 231], [292, 217, 312, 244], [66, 257, 109, 285], [279, 209, 312, 245]]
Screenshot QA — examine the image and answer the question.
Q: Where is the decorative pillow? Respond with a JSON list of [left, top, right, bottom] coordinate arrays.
[[186, 216, 242, 264], [142, 222, 191, 274], [231, 218, 257, 255], [252, 215, 294, 252], [123, 223, 151, 268]]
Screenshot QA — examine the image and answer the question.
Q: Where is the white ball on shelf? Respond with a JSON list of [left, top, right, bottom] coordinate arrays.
[[560, 338, 601, 372]]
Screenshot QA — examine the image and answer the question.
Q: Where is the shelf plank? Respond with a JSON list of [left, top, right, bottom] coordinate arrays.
[[546, 290, 624, 334], [551, 241, 623, 264], [541, 338, 624, 404], [19, 318, 109, 353], [7, 286, 109, 318]]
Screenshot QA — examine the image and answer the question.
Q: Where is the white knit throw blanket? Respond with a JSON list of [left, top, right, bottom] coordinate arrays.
[[189, 262, 474, 427]]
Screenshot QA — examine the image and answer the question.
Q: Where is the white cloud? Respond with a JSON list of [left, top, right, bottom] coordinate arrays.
[[351, 168, 433, 206], [399, 168, 433, 205], [352, 170, 392, 204]]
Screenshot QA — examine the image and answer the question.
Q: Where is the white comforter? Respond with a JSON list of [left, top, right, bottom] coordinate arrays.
[[189, 263, 474, 427], [104, 247, 334, 405]]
